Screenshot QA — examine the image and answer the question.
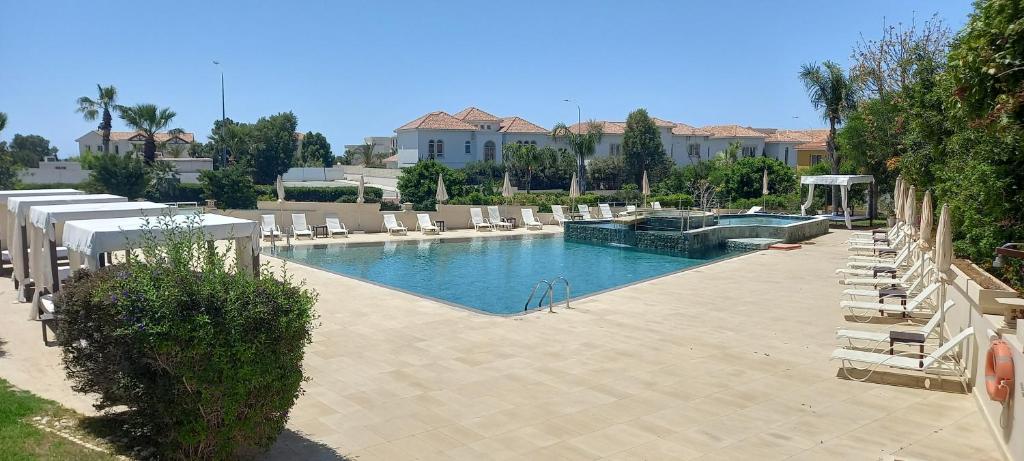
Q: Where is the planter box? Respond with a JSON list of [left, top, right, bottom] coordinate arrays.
[[960, 261, 1019, 316]]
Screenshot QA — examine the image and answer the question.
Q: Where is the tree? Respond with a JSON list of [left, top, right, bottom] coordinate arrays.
[[0, 112, 6, 134], [720, 157, 796, 200], [396, 160, 467, 209], [551, 120, 603, 192], [199, 164, 258, 209], [76, 85, 120, 153], [244, 112, 298, 184], [851, 14, 950, 98], [119, 103, 176, 164], [86, 153, 150, 199], [358, 142, 378, 167], [503, 143, 553, 193], [799, 61, 860, 211], [9, 134, 58, 167], [622, 108, 669, 186], [586, 156, 626, 190], [715, 141, 742, 163], [299, 132, 333, 167]]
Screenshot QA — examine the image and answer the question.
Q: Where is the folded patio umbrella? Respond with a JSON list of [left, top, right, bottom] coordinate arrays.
[[435, 173, 448, 204]]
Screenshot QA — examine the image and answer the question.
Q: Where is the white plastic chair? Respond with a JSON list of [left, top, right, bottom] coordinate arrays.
[[521, 209, 543, 230], [470, 208, 492, 231], [551, 205, 567, 226], [416, 214, 440, 234], [261, 215, 281, 239], [382, 214, 407, 235], [325, 216, 348, 237], [577, 204, 592, 220], [598, 203, 614, 219], [487, 206, 513, 230], [617, 205, 637, 217], [652, 202, 662, 209], [291, 214, 313, 239]]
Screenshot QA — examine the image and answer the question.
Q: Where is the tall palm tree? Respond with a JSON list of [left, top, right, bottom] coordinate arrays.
[[119, 104, 177, 164], [505, 143, 552, 193], [0, 112, 7, 134], [551, 120, 603, 192], [76, 85, 119, 153], [799, 61, 860, 211]]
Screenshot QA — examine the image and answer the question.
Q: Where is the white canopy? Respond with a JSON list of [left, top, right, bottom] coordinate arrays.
[[0, 189, 81, 251], [799, 175, 874, 229], [61, 213, 258, 274], [799, 175, 875, 186], [6, 194, 127, 302]]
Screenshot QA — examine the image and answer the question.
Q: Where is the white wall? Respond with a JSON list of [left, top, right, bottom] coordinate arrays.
[[764, 142, 799, 167]]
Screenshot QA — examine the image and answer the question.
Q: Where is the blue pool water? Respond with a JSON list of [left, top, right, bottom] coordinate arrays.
[[273, 236, 739, 315], [717, 215, 810, 226]]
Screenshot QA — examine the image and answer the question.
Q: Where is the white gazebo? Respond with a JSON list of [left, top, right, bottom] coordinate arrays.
[[799, 175, 875, 229], [0, 189, 81, 251], [5, 194, 126, 300], [26, 201, 170, 318]]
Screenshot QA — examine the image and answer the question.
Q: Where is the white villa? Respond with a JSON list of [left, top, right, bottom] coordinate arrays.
[[394, 107, 820, 169], [76, 130, 196, 157]]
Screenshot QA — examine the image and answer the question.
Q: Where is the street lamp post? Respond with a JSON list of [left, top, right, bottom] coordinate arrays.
[[213, 60, 227, 167]]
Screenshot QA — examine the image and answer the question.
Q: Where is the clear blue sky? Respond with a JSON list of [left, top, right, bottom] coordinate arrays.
[[0, 1, 973, 157]]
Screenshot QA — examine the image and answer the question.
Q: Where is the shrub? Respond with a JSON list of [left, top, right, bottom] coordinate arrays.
[[56, 215, 317, 459], [262, 185, 382, 203], [86, 153, 150, 199], [149, 182, 205, 204], [648, 193, 694, 208], [586, 156, 625, 190], [729, 193, 804, 212], [397, 161, 467, 205], [719, 157, 797, 200], [199, 164, 258, 209], [15, 182, 81, 190]]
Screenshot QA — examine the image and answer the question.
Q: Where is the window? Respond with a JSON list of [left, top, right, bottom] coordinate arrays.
[[784, 147, 789, 165], [114, 145, 119, 154], [486, 124, 491, 130], [436, 140, 444, 154], [609, 143, 622, 155], [530, 141, 537, 146], [428, 140, 435, 155], [465, 141, 471, 154], [742, 146, 757, 157], [85, 145, 92, 152], [484, 141, 496, 162], [687, 143, 701, 157], [811, 154, 823, 165]]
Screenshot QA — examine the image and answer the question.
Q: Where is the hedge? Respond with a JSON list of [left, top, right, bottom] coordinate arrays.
[[253, 185, 383, 203]]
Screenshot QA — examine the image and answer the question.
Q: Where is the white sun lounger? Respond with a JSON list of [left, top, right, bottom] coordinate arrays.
[[836, 300, 955, 349], [746, 206, 762, 214], [840, 258, 928, 287], [843, 265, 934, 299], [291, 214, 313, 239], [261, 215, 282, 239], [487, 206, 513, 230], [843, 246, 911, 270], [521, 209, 543, 230], [577, 204, 593, 220], [841, 282, 939, 320], [470, 208, 492, 231], [416, 213, 440, 234], [617, 205, 637, 217], [325, 216, 348, 237], [831, 327, 974, 385], [651, 202, 662, 209], [382, 214, 407, 235], [598, 203, 614, 219], [551, 205, 568, 226]]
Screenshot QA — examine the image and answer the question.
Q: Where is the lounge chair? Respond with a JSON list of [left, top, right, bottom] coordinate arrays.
[[291, 214, 313, 239], [521, 209, 543, 230], [261, 215, 282, 240], [746, 206, 762, 214], [839, 257, 928, 286], [598, 203, 614, 219], [487, 206, 513, 230], [325, 216, 348, 237], [843, 262, 934, 298], [382, 214, 407, 235], [841, 282, 939, 321], [836, 300, 955, 349], [416, 213, 440, 234], [831, 327, 974, 387], [617, 205, 637, 217], [551, 205, 568, 226], [470, 208, 493, 231], [577, 204, 593, 220], [651, 202, 662, 209]]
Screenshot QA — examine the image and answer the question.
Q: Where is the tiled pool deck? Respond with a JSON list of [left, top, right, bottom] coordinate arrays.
[[0, 228, 1002, 460]]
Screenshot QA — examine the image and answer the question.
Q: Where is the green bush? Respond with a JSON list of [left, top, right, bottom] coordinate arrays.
[[397, 161, 467, 205], [149, 183, 205, 203], [729, 193, 804, 212], [199, 165, 258, 209], [56, 215, 317, 459], [648, 193, 694, 208], [263, 185, 382, 203], [720, 157, 797, 200], [14, 182, 81, 190], [86, 153, 150, 199]]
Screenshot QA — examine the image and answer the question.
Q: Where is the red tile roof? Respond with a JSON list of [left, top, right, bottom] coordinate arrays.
[[670, 123, 710, 136], [566, 121, 625, 135], [498, 116, 549, 134], [649, 117, 678, 128], [452, 107, 500, 122], [397, 111, 478, 131], [701, 125, 767, 138], [101, 130, 195, 143]]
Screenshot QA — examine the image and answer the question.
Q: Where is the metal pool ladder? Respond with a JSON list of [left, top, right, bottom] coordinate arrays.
[[524, 277, 571, 313]]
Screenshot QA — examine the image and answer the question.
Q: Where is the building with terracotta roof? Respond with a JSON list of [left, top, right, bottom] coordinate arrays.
[[76, 130, 195, 157], [394, 107, 550, 167]]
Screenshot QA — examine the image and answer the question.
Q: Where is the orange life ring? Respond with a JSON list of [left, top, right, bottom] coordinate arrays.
[[985, 339, 1014, 402]]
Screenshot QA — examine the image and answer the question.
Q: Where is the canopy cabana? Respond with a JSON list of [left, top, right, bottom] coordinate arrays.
[[799, 175, 875, 229], [0, 189, 81, 252], [60, 213, 260, 277], [5, 194, 126, 301], [26, 201, 170, 318]]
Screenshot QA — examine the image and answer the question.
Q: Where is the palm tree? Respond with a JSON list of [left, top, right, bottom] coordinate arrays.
[[799, 61, 860, 211], [76, 85, 120, 153], [505, 143, 552, 193], [0, 112, 7, 134], [551, 120, 603, 192], [119, 103, 177, 164]]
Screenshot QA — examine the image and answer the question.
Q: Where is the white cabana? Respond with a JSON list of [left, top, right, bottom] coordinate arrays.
[[799, 175, 875, 229], [0, 189, 81, 252], [61, 213, 260, 278], [26, 202, 170, 318], [6, 194, 126, 301]]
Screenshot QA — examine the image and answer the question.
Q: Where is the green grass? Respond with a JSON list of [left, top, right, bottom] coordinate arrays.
[[0, 379, 116, 461]]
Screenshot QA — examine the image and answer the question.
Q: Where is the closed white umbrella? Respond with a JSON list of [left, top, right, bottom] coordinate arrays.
[[904, 185, 917, 241], [642, 171, 651, 208], [435, 173, 449, 204], [761, 168, 769, 196], [933, 203, 953, 345], [569, 172, 580, 216], [501, 171, 513, 199], [893, 178, 903, 224], [917, 190, 934, 285], [356, 174, 366, 204], [276, 175, 285, 203]]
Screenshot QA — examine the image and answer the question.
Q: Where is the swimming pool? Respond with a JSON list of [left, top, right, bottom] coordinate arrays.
[[717, 215, 814, 226], [273, 235, 740, 315]]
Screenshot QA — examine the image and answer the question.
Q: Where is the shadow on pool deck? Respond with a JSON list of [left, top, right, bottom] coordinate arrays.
[[260, 429, 352, 461]]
